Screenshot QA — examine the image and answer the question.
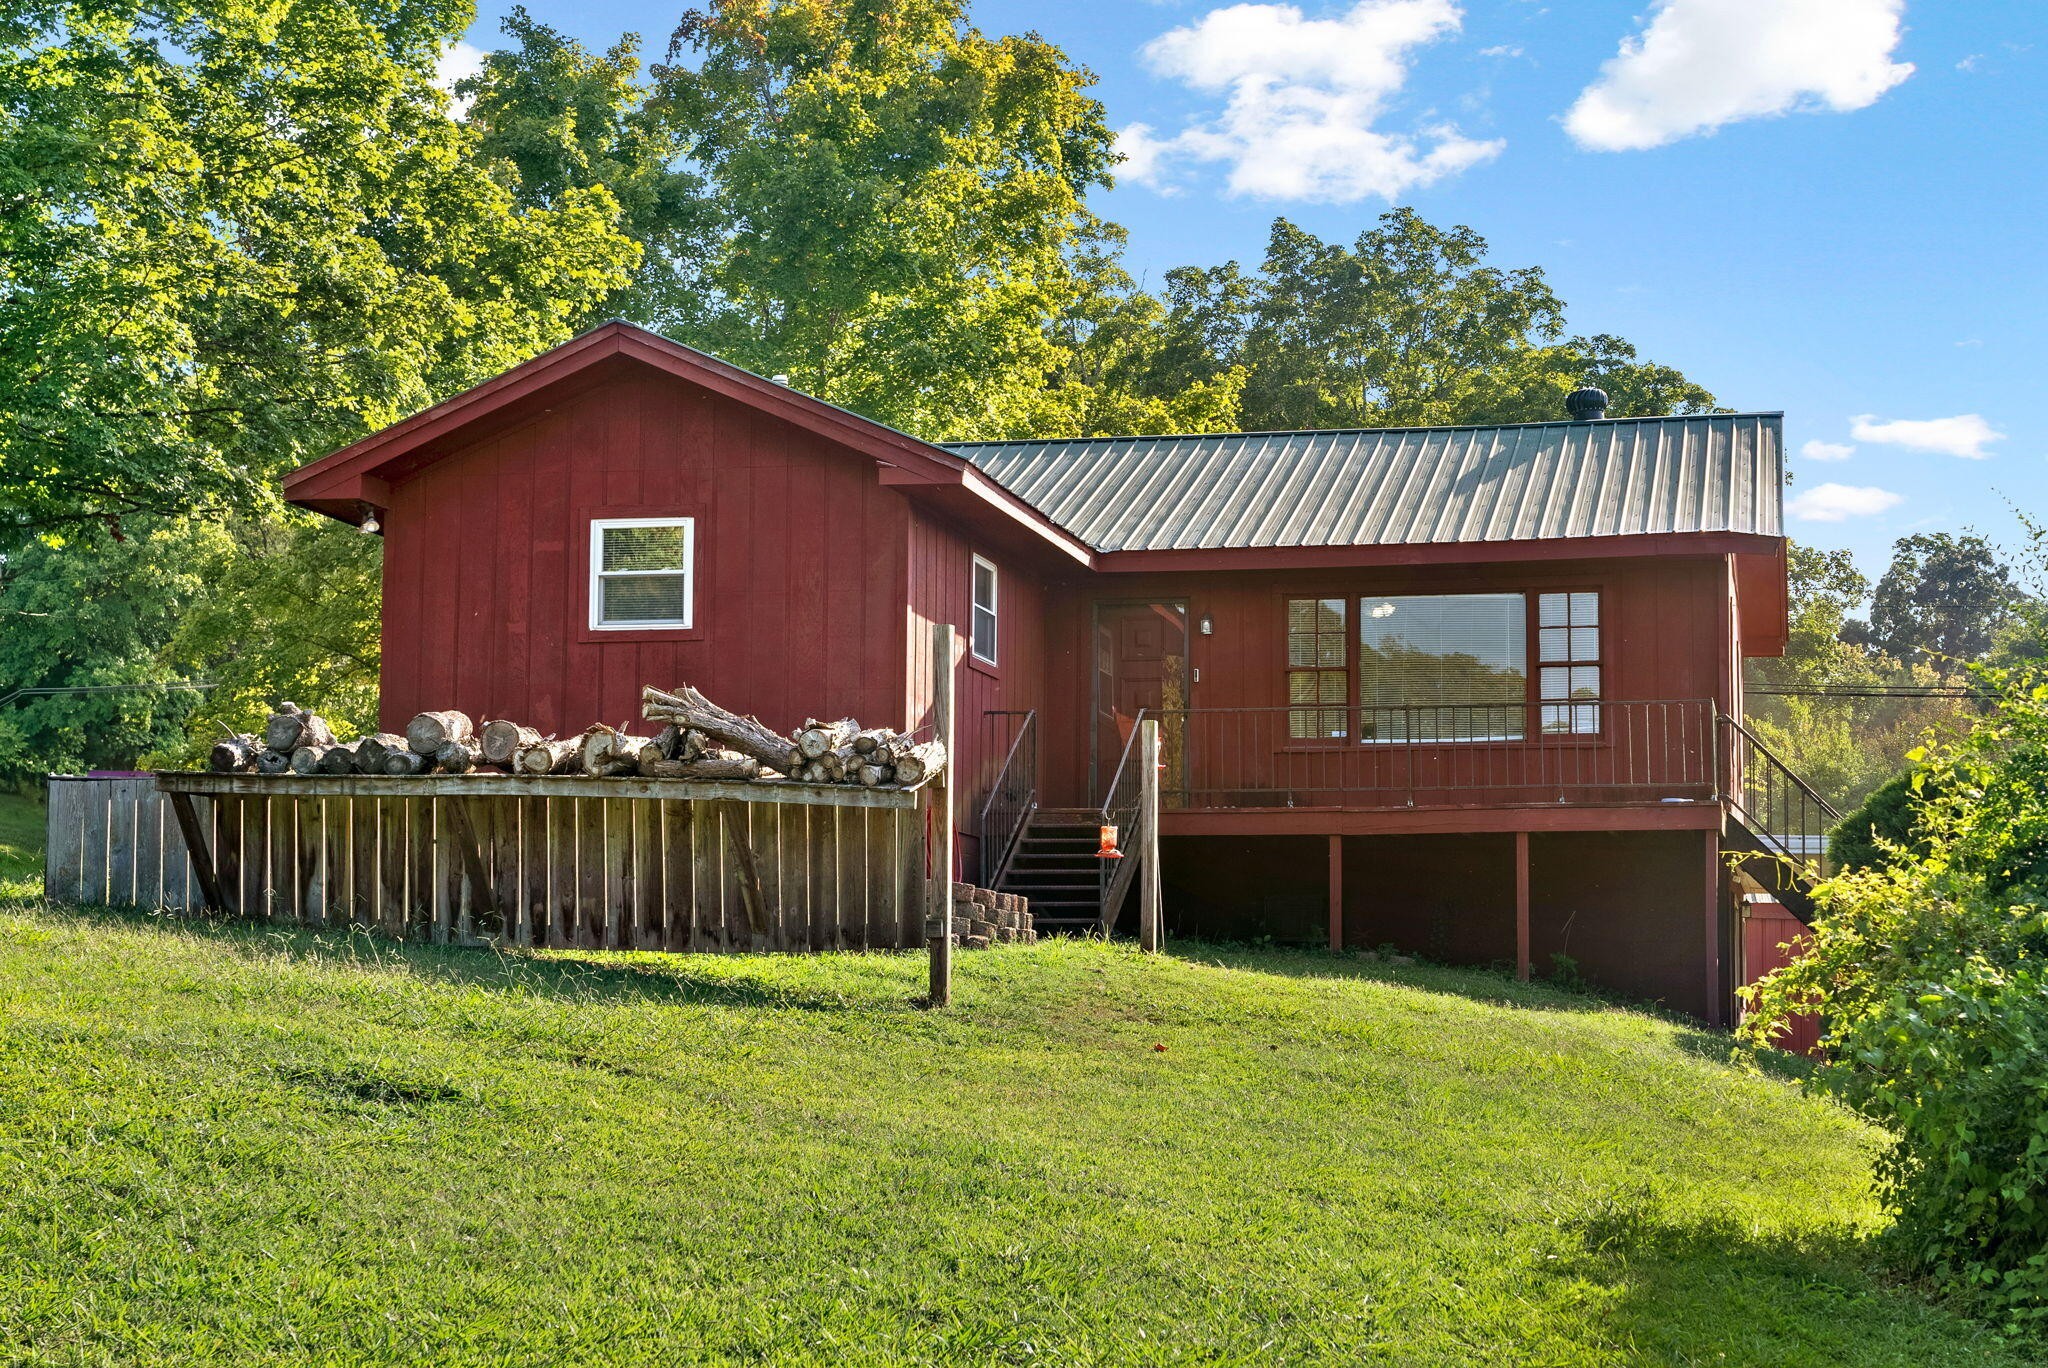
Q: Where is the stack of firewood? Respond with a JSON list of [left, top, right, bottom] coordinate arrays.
[[204, 685, 946, 788]]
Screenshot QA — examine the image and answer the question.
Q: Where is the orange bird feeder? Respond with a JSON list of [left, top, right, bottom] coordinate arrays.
[[1096, 824, 1124, 860]]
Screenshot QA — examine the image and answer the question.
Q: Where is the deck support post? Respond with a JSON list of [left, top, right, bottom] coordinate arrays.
[[1515, 831, 1531, 982], [1139, 718, 1162, 954], [167, 790, 225, 914], [1704, 830, 1724, 1028], [1327, 835, 1343, 953], [928, 621, 957, 1005]]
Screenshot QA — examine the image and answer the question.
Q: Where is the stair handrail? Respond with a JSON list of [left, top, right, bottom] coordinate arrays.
[[977, 709, 1038, 886], [1097, 713, 1148, 933], [1719, 711, 1842, 891]]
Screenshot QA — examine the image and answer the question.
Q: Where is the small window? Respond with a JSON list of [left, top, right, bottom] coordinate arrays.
[[1537, 591, 1601, 734], [1286, 598, 1349, 739], [971, 555, 999, 664], [590, 518, 693, 630]]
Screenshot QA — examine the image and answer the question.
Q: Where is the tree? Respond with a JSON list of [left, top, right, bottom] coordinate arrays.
[[645, 0, 1118, 440], [0, 0, 639, 533], [458, 7, 707, 325], [1845, 533, 2015, 669]]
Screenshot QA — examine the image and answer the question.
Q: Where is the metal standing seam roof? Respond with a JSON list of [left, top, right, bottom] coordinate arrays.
[[943, 413, 1783, 554]]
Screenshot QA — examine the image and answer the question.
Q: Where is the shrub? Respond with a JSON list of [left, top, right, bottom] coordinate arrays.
[[1744, 665, 2048, 1331], [1827, 768, 1935, 872]]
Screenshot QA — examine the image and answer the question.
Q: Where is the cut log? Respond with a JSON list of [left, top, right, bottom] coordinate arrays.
[[434, 738, 483, 774], [406, 710, 475, 756], [851, 727, 895, 755], [857, 763, 893, 787], [514, 738, 582, 776], [316, 741, 361, 775], [797, 717, 860, 760], [679, 754, 762, 781], [209, 735, 261, 773], [382, 750, 428, 776], [255, 748, 292, 776], [289, 745, 334, 775], [649, 723, 685, 761], [478, 719, 541, 767], [642, 684, 801, 772], [576, 723, 641, 777], [891, 741, 946, 786], [264, 711, 303, 751], [355, 732, 407, 771]]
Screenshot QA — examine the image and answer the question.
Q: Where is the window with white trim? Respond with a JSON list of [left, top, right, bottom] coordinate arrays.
[[590, 518, 694, 630], [971, 555, 999, 664], [1537, 591, 1601, 734]]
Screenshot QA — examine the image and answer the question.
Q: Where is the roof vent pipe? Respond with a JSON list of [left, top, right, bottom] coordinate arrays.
[[1565, 384, 1608, 422]]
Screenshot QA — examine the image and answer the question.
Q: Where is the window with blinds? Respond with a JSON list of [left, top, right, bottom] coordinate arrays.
[[1538, 591, 1601, 734], [589, 518, 694, 629], [1286, 598, 1349, 739], [1357, 593, 1527, 742]]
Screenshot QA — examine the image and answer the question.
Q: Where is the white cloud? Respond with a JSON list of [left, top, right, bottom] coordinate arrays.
[[1800, 440, 1855, 461], [436, 40, 486, 113], [1478, 44, 1523, 58], [1564, 0, 1913, 152], [1788, 482, 1904, 522], [1850, 413, 2005, 459], [1119, 0, 1503, 202]]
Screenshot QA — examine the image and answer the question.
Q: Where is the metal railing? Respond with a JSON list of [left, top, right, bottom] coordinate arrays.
[[977, 710, 1038, 886], [1097, 715, 1147, 931], [1143, 700, 1720, 810], [1720, 713, 1841, 890]]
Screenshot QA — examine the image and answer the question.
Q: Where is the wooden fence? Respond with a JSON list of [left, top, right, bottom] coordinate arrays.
[[48, 771, 941, 953]]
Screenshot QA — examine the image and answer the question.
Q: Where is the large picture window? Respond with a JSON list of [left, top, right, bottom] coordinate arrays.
[[1359, 594, 1527, 742], [590, 518, 694, 630]]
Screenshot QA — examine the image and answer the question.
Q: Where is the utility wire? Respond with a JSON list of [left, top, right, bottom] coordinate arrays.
[[0, 682, 219, 709], [1750, 686, 1988, 700]]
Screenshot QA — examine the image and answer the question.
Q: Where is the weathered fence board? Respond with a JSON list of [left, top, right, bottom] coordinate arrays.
[[45, 776, 206, 912]]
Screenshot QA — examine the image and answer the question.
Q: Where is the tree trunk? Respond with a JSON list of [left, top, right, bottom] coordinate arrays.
[[514, 738, 582, 775], [407, 709, 475, 756], [435, 738, 482, 774], [209, 735, 260, 773], [478, 719, 541, 766], [642, 685, 801, 772]]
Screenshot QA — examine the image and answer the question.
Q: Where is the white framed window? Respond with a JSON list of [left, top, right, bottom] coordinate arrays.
[[589, 518, 694, 630], [1537, 590, 1601, 734], [971, 554, 999, 664]]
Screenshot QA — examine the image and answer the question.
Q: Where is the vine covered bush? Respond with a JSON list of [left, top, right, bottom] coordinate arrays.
[[1744, 665, 2048, 1331]]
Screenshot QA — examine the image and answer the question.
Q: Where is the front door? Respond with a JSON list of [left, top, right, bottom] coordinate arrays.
[[1093, 601, 1189, 802]]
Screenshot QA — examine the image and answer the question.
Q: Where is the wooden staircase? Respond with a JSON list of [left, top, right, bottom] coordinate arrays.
[[1719, 715, 1841, 925], [993, 807, 1105, 934]]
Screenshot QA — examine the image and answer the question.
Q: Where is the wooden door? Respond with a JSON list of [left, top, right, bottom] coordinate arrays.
[[1093, 602, 1188, 801]]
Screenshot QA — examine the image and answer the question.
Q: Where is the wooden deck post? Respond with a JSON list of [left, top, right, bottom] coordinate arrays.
[[1515, 830, 1531, 982], [1139, 718, 1162, 954], [167, 790, 226, 914], [928, 621, 957, 1005], [1326, 834, 1343, 953], [1704, 830, 1724, 1027]]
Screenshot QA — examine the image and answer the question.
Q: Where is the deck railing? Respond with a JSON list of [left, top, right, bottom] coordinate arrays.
[[1720, 713, 1841, 888], [1098, 716, 1148, 930], [1144, 699, 1721, 810], [977, 710, 1038, 885]]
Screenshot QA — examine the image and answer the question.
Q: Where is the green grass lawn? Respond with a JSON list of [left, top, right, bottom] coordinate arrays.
[[0, 790, 2022, 1366]]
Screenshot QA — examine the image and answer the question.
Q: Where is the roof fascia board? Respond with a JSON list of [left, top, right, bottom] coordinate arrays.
[[1093, 531, 1781, 573]]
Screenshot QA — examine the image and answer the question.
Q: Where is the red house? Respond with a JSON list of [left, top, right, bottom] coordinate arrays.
[[285, 321, 1825, 1024]]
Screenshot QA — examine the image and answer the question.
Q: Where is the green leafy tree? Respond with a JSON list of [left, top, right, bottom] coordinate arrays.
[[1744, 663, 2048, 1330], [458, 7, 706, 325], [0, 0, 639, 533], [1845, 533, 2016, 669], [645, 0, 1118, 439]]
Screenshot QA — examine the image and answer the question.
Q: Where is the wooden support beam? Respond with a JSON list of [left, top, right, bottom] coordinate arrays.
[[1139, 718, 1162, 954], [167, 790, 225, 914], [1704, 831, 1724, 1028], [445, 797, 500, 925], [1515, 830, 1531, 982], [928, 621, 957, 1006], [716, 801, 771, 937], [1327, 834, 1343, 954]]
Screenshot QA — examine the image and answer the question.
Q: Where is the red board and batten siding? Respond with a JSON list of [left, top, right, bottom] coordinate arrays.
[[380, 369, 910, 741], [905, 510, 1048, 876], [1035, 555, 1739, 808]]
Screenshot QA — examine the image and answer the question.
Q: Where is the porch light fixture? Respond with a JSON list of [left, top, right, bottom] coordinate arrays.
[[358, 502, 382, 536], [1097, 824, 1123, 860], [1199, 614, 1213, 635]]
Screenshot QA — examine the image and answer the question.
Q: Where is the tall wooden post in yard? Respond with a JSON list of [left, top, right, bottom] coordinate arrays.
[[1139, 717, 1162, 954], [928, 621, 957, 1005]]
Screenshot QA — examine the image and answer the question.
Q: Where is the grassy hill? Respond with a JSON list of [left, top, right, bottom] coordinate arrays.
[[0, 791, 2022, 1366]]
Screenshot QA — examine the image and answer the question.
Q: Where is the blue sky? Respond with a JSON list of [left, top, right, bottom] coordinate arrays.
[[454, 0, 2047, 583]]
